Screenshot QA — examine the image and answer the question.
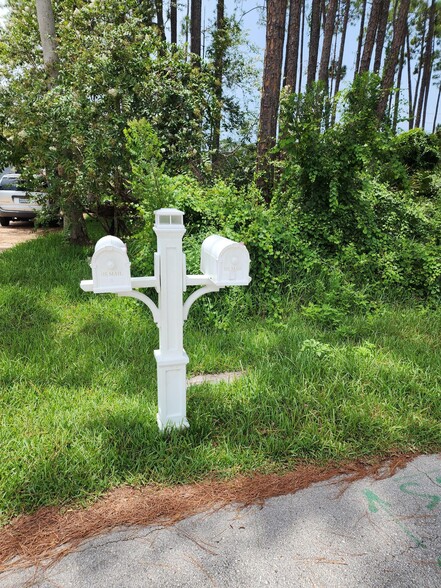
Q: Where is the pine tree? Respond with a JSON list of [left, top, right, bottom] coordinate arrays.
[[190, 0, 202, 58], [257, 0, 288, 197], [377, 0, 411, 119], [284, 0, 302, 90], [307, 0, 321, 87], [318, 0, 339, 88]]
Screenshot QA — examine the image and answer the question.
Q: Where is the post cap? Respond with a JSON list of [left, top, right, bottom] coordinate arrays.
[[154, 208, 185, 228]]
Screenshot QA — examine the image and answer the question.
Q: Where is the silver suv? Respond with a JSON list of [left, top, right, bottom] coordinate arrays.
[[0, 173, 43, 226]]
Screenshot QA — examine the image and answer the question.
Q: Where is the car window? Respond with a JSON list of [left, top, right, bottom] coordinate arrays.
[[0, 177, 30, 191]]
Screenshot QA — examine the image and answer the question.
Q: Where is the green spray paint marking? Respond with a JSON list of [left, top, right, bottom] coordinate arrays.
[[363, 489, 426, 548], [399, 482, 441, 511], [438, 556, 441, 568], [436, 477, 441, 485]]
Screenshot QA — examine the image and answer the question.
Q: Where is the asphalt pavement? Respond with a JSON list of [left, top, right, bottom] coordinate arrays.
[[1, 454, 440, 587]]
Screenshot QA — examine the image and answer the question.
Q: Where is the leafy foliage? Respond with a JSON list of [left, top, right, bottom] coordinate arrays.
[[276, 75, 441, 305]]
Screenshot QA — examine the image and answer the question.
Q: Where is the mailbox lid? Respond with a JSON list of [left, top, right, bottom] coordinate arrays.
[[201, 235, 237, 261], [94, 235, 127, 254]]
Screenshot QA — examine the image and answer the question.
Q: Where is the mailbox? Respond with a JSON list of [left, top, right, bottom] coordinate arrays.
[[90, 235, 132, 293], [200, 235, 251, 287]]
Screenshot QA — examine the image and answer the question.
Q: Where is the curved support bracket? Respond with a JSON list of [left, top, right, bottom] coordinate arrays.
[[183, 285, 220, 321], [118, 290, 160, 325]]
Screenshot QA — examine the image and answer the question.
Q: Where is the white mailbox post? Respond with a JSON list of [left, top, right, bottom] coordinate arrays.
[[80, 208, 251, 431]]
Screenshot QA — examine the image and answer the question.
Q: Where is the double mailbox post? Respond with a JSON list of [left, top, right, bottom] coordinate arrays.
[[81, 208, 251, 431]]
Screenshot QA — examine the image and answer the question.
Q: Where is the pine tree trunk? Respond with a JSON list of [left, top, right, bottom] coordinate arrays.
[[359, 0, 382, 73], [318, 0, 338, 88], [432, 85, 441, 133], [334, 0, 350, 97], [422, 42, 433, 130], [155, 0, 166, 41], [257, 0, 288, 199], [393, 43, 405, 131], [354, 0, 368, 77], [413, 12, 427, 119], [307, 0, 321, 88], [416, 0, 436, 129], [298, 0, 305, 93], [212, 0, 225, 165], [373, 0, 390, 73], [332, 0, 350, 124], [190, 0, 202, 59], [377, 0, 411, 120], [284, 0, 301, 90], [406, 30, 414, 129], [329, 11, 339, 99], [170, 0, 177, 44], [321, 0, 327, 30]]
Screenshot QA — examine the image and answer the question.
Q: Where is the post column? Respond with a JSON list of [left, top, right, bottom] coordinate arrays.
[[153, 208, 189, 430]]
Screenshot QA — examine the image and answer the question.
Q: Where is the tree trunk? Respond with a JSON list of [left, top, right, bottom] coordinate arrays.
[[393, 42, 405, 131], [155, 0, 166, 41], [334, 0, 350, 96], [332, 0, 350, 123], [416, 0, 436, 129], [35, 0, 89, 244], [377, 0, 411, 120], [373, 0, 390, 73], [413, 10, 427, 119], [422, 41, 433, 130], [256, 0, 287, 199], [359, 0, 382, 73], [354, 0, 368, 77], [170, 0, 177, 44], [190, 0, 202, 59], [298, 0, 305, 93], [318, 0, 338, 88], [329, 9, 339, 99], [212, 0, 225, 165], [406, 29, 414, 129], [284, 0, 301, 90], [35, 0, 59, 82], [307, 0, 321, 88], [63, 198, 89, 245], [432, 85, 441, 133], [320, 0, 327, 30]]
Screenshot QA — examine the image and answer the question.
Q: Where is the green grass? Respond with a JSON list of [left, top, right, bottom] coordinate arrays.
[[0, 231, 440, 525]]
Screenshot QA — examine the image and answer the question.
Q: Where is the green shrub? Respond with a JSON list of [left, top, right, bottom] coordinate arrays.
[[275, 75, 441, 306], [126, 84, 441, 329]]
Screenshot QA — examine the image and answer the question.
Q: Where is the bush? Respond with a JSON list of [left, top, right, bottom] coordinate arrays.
[[275, 76, 441, 305], [126, 81, 441, 329]]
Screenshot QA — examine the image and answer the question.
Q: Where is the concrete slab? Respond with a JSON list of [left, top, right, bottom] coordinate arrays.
[[1, 454, 440, 587]]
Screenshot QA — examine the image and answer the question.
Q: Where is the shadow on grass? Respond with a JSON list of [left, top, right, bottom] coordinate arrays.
[[0, 232, 92, 303], [0, 288, 58, 335]]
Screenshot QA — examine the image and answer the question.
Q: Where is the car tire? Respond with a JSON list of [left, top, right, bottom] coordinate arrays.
[[0, 218, 11, 227]]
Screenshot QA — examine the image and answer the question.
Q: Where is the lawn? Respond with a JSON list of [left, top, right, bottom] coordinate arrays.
[[0, 231, 440, 526]]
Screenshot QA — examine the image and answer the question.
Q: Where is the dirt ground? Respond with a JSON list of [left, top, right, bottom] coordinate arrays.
[[0, 221, 59, 252]]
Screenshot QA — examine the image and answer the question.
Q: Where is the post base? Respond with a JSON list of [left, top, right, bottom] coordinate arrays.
[[155, 349, 189, 431], [156, 413, 190, 432]]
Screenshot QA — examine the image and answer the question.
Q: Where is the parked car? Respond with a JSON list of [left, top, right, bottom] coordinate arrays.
[[0, 173, 44, 226]]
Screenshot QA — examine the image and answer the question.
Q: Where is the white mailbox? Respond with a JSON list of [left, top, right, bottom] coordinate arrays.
[[90, 235, 132, 293], [81, 210, 252, 431], [200, 235, 251, 287]]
